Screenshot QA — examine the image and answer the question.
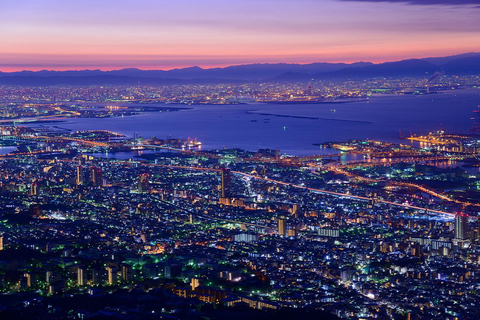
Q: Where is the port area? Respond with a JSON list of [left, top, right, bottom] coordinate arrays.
[[404, 130, 480, 153], [0, 125, 203, 155]]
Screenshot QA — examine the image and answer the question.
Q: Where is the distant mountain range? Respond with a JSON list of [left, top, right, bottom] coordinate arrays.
[[1, 52, 479, 86]]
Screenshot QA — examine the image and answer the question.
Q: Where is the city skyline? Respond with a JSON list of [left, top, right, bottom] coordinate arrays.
[[2, 1, 480, 319], [2, 0, 480, 71]]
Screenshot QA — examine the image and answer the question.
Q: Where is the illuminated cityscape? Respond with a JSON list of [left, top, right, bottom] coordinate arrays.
[[0, 76, 479, 318], [2, 0, 480, 319]]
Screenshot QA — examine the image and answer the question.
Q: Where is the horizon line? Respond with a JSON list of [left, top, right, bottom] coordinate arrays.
[[1, 51, 479, 73]]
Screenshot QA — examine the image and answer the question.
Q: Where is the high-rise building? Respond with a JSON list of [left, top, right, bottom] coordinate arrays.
[[90, 167, 103, 187], [191, 277, 200, 291], [30, 182, 38, 196], [278, 217, 285, 236], [0, 236, 3, 250], [77, 267, 87, 286], [455, 212, 469, 240], [76, 166, 84, 185], [106, 266, 117, 285], [122, 265, 133, 282], [138, 173, 150, 193], [24, 273, 35, 288], [220, 168, 232, 198], [45, 271, 54, 285], [291, 204, 300, 214], [287, 228, 297, 238]]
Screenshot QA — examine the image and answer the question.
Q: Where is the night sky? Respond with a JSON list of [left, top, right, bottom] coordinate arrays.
[[1, 0, 480, 71]]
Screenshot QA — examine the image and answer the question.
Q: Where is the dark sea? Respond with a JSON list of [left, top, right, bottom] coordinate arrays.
[[31, 89, 480, 156]]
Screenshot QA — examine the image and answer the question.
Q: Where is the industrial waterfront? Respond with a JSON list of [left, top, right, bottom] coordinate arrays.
[[21, 89, 480, 156]]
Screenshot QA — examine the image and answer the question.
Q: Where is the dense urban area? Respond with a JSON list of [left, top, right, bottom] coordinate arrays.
[[0, 76, 480, 320], [1, 75, 480, 106]]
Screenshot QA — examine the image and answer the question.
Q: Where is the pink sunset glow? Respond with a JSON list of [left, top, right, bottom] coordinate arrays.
[[1, 0, 479, 71]]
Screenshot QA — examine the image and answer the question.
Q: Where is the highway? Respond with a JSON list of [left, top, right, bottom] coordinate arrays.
[[117, 161, 456, 217], [231, 171, 455, 216], [327, 161, 480, 207]]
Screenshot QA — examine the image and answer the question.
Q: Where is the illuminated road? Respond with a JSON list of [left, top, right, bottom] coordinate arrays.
[[0, 149, 64, 158], [0, 114, 69, 124], [231, 171, 455, 216], [116, 160, 455, 217], [326, 160, 480, 207], [17, 134, 109, 147]]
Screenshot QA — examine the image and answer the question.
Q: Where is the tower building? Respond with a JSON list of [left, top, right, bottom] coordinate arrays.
[[278, 217, 286, 237], [76, 166, 84, 185], [220, 168, 232, 198], [138, 173, 150, 193], [455, 212, 469, 240], [90, 167, 103, 187]]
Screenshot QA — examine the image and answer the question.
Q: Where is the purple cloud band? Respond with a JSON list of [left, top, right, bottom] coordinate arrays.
[[339, 0, 480, 5]]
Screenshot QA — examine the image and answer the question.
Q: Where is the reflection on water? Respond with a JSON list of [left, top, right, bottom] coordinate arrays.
[[86, 150, 159, 160], [0, 146, 17, 155], [23, 89, 480, 156], [434, 160, 480, 175], [339, 154, 365, 165]]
